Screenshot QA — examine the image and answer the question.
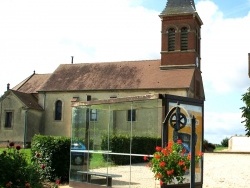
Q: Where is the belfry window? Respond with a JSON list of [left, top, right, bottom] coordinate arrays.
[[55, 100, 62, 120], [181, 27, 188, 51], [196, 29, 200, 54], [168, 28, 175, 51]]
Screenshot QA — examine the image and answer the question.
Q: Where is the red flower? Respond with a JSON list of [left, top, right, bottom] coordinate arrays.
[[155, 173, 163, 179], [167, 141, 173, 148], [41, 164, 45, 169], [143, 155, 149, 161], [160, 180, 164, 186], [161, 148, 169, 156], [183, 166, 187, 171], [178, 160, 185, 166], [159, 161, 166, 168], [154, 153, 161, 160], [16, 145, 21, 150], [177, 139, 182, 144], [155, 146, 162, 152], [197, 151, 203, 157], [55, 179, 61, 185], [25, 182, 31, 188], [9, 142, 14, 147], [166, 169, 174, 175], [181, 148, 186, 154]]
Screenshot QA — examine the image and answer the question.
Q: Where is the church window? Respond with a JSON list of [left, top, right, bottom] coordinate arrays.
[[5, 111, 13, 128], [90, 109, 97, 121], [127, 109, 136, 122], [55, 100, 62, 120], [168, 28, 175, 51], [181, 27, 188, 51]]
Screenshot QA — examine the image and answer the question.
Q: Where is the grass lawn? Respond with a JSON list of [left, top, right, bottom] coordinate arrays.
[[214, 146, 228, 152], [0, 147, 32, 163], [90, 153, 114, 169], [0, 148, 109, 168]]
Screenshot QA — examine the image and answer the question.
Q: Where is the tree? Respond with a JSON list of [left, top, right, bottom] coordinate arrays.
[[221, 137, 229, 147], [241, 87, 250, 136]]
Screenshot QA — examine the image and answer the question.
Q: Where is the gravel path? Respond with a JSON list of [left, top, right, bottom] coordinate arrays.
[[62, 153, 250, 188], [203, 153, 250, 188]]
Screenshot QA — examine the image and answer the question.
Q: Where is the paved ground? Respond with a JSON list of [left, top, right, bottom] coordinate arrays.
[[60, 152, 250, 188]]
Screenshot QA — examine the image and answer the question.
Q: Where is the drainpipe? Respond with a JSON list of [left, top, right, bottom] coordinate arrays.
[[23, 109, 28, 148]]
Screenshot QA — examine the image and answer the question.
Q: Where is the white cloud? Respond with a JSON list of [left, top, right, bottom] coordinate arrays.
[[0, 0, 161, 94], [197, 1, 250, 94], [204, 111, 245, 144], [196, 0, 250, 143]]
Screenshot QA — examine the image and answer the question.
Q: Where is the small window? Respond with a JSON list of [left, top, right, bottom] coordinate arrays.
[[168, 28, 175, 51], [127, 109, 136, 122], [181, 27, 188, 51], [90, 109, 97, 121], [5, 112, 13, 128], [55, 100, 62, 120]]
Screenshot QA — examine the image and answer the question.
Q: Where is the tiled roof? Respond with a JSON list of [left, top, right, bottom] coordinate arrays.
[[11, 90, 43, 110], [40, 60, 195, 92], [12, 73, 51, 93], [160, 0, 196, 16]]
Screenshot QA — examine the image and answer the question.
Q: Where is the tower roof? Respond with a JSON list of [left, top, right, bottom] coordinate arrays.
[[160, 0, 196, 16]]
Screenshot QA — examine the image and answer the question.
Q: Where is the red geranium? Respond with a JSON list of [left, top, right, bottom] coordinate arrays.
[[159, 161, 166, 168], [155, 146, 162, 152], [150, 141, 203, 185]]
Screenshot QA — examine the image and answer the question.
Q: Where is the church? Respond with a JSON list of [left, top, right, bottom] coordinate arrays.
[[0, 0, 205, 149]]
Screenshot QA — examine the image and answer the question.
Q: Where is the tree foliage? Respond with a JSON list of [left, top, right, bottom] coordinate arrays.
[[241, 87, 250, 136], [221, 137, 229, 147]]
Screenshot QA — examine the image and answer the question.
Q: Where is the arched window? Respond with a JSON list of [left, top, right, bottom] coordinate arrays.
[[181, 27, 188, 51], [55, 100, 62, 120], [168, 28, 175, 51]]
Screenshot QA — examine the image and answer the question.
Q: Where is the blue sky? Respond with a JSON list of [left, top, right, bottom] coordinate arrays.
[[0, 0, 249, 144], [141, 0, 250, 17]]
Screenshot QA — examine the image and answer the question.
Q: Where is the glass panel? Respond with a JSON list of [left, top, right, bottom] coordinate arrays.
[[70, 98, 163, 187]]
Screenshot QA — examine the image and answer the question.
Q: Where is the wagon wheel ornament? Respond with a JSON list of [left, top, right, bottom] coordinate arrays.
[[170, 112, 187, 131]]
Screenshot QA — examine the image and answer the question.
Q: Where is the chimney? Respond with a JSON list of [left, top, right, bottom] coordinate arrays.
[[7, 83, 10, 91]]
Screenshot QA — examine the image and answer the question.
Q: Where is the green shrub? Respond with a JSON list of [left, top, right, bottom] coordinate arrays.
[[31, 135, 71, 183], [101, 135, 161, 165], [0, 142, 42, 188]]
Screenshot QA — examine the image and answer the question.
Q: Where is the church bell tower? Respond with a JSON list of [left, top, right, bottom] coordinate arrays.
[[159, 0, 203, 70]]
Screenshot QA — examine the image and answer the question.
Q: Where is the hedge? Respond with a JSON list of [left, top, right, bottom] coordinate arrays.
[[31, 135, 71, 182], [101, 135, 161, 165]]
